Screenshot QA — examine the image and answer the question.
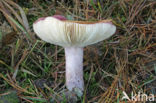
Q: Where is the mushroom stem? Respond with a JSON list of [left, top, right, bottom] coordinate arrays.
[[65, 47, 84, 92]]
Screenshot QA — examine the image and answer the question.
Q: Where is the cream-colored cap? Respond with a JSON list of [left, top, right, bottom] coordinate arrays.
[[33, 15, 116, 47]]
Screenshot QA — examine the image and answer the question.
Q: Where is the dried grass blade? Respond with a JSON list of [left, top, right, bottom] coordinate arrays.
[[0, 8, 17, 31], [0, 60, 13, 71], [1, 0, 23, 26], [13, 50, 28, 79], [7, 14, 31, 40], [5, 0, 30, 32], [0, 73, 33, 94], [21, 68, 37, 77], [20, 96, 47, 102]]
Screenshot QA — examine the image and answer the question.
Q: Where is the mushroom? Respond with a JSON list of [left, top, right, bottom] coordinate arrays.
[[33, 15, 116, 95]]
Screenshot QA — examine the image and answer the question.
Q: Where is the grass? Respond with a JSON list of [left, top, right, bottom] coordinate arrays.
[[0, 0, 156, 103]]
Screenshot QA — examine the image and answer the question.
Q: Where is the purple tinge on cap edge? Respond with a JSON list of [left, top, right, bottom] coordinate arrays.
[[34, 15, 67, 24], [34, 17, 46, 24], [34, 15, 113, 26], [106, 21, 113, 25], [52, 15, 67, 20]]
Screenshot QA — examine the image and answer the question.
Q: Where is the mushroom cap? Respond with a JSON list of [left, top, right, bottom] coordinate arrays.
[[33, 15, 116, 47]]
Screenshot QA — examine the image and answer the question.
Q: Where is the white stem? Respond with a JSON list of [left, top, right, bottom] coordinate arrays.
[[65, 47, 84, 92]]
